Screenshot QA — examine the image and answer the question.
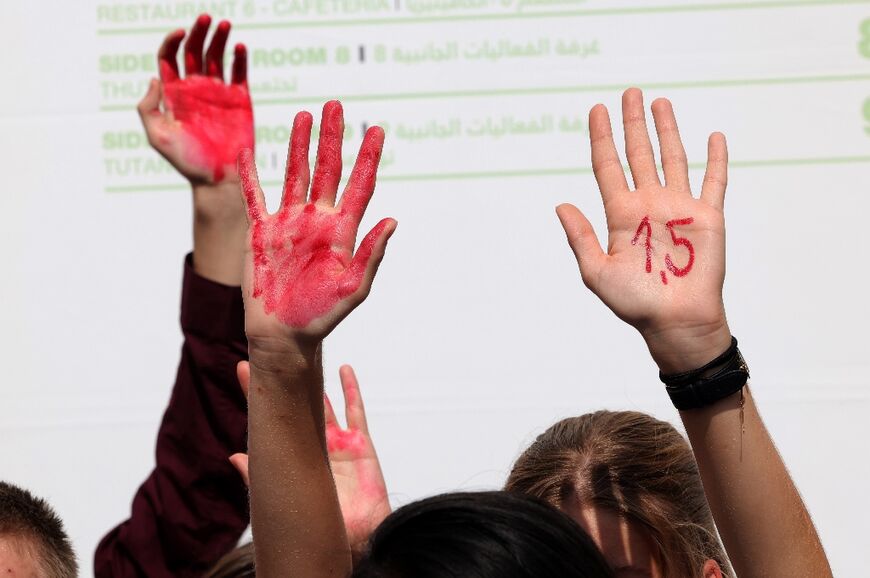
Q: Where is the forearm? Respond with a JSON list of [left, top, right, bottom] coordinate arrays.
[[192, 181, 247, 285], [248, 340, 352, 578], [96, 258, 250, 577], [680, 388, 830, 578]]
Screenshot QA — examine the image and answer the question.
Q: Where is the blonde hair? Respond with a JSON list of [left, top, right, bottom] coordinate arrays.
[[505, 411, 731, 578]]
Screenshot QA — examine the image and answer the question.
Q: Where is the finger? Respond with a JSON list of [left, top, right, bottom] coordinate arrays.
[[205, 19, 231, 80], [589, 103, 629, 202], [622, 88, 661, 189], [339, 365, 369, 433], [651, 98, 691, 193], [138, 79, 171, 149], [137, 78, 162, 124], [238, 148, 267, 223], [280, 111, 313, 208], [236, 360, 250, 399], [338, 126, 384, 230], [700, 132, 729, 210], [340, 218, 397, 301], [229, 454, 250, 487], [183, 13, 211, 76], [157, 29, 185, 82], [324, 393, 339, 428], [555, 204, 606, 291], [231, 43, 248, 85], [310, 100, 344, 206]]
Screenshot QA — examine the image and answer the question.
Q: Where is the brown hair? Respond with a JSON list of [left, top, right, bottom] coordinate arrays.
[[505, 411, 731, 578], [0, 481, 78, 578], [204, 542, 255, 578]]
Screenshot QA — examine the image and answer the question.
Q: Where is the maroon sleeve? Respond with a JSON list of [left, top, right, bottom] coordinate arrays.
[[95, 255, 249, 578]]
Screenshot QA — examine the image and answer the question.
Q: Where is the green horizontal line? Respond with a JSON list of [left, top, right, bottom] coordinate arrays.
[[99, 72, 870, 112], [95, 0, 870, 35], [103, 155, 870, 192]]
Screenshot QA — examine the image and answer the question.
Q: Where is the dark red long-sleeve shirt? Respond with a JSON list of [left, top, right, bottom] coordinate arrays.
[[95, 255, 249, 577]]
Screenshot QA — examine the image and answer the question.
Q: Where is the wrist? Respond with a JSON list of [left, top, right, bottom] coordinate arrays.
[[191, 181, 247, 285], [640, 316, 732, 374], [192, 181, 247, 227], [248, 336, 322, 377]]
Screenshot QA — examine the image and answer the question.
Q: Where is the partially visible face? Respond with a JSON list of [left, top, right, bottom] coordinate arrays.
[[560, 495, 662, 578], [0, 537, 41, 578]]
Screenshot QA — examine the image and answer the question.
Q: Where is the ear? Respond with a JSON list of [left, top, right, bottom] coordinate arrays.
[[702, 559, 723, 578]]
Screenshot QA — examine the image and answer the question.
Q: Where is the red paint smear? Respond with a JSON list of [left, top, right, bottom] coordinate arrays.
[[660, 270, 668, 284], [664, 217, 695, 277], [631, 215, 653, 273], [247, 213, 391, 327], [163, 75, 253, 182], [327, 426, 367, 455]]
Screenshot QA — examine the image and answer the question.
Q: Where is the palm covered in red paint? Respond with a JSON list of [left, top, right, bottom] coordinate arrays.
[[325, 365, 390, 552], [138, 14, 253, 184], [240, 101, 396, 342], [557, 89, 730, 370]]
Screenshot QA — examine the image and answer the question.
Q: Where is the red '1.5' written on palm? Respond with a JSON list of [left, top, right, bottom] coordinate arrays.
[[631, 216, 695, 285]]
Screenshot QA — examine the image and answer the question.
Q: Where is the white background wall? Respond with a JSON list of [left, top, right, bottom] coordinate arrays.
[[1, 1, 869, 575]]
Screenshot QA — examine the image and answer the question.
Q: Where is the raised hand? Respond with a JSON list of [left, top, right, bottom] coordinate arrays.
[[239, 101, 397, 343], [230, 362, 390, 552], [138, 14, 253, 185], [325, 365, 391, 551], [557, 88, 731, 371]]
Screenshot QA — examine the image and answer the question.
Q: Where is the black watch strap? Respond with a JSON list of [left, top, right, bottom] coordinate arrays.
[[660, 337, 750, 411]]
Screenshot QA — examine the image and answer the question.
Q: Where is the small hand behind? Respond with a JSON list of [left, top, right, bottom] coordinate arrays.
[[557, 89, 731, 371], [230, 362, 391, 552], [325, 365, 391, 552], [239, 101, 396, 343], [138, 14, 253, 184]]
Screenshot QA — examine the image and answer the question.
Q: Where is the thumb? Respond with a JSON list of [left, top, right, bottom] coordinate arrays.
[[229, 453, 250, 487], [236, 360, 250, 399], [555, 203, 606, 290], [137, 79, 166, 144], [340, 218, 397, 301]]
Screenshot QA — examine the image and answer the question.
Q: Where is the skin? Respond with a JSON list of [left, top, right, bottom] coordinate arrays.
[[231, 363, 392, 556], [557, 88, 832, 578], [0, 538, 40, 578], [138, 13, 253, 285], [561, 501, 722, 578], [560, 501, 661, 578], [239, 100, 396, 578]]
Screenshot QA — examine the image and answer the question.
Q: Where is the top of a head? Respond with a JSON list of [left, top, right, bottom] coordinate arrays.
[[505, 410, 731, 578], [0, 481, 78, 578], [352, 491, 614, 578]]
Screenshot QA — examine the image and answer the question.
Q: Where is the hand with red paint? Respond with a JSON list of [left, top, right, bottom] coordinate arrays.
[[239, 101, 397, 344], [138, 14, 253, 185], [324, 365, 391, 553], [230, 363, 391, 554], [557, 88, 731, 372]]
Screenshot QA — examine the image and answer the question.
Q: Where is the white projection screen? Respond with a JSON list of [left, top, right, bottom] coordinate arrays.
[[1, 1, 869, 575]]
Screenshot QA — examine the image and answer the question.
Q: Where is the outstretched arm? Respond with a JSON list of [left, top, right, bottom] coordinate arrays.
[[95, 15, 252, 578], [239, 101, 396, 578], [557, 88, 831, 578]]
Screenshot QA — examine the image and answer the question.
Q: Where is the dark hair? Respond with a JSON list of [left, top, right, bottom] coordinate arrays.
[[506, 411, 731, 577], [0, 481, 78, 577], [352, 491, 614, 578]]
